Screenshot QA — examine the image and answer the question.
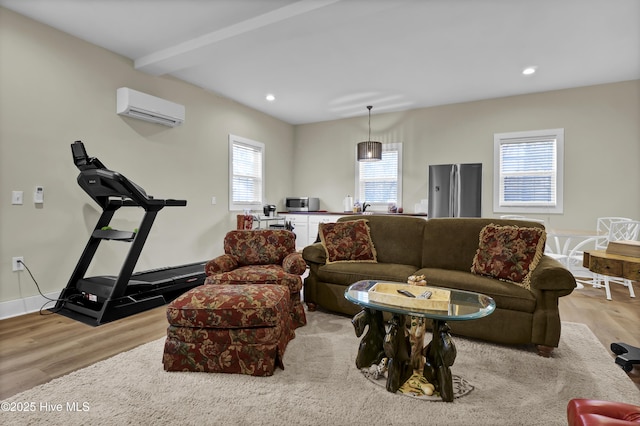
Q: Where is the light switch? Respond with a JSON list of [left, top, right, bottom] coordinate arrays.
[[211, 196, 217, 205], [12, 191, 23, 205]]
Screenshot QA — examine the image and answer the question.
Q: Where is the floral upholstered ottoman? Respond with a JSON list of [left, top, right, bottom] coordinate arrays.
[[162, 284, 292, 376]]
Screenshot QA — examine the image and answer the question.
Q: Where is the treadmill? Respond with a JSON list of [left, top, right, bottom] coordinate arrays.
[[54, 141, 206, 326]]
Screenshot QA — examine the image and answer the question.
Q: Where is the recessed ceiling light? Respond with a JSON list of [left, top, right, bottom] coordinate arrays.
[[265, 94, 275, 102], [522, 66, 537, 76]]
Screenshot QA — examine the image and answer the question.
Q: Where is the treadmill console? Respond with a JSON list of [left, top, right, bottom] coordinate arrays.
[[72, 140, 106, 171], [71, 141, 152, 208]]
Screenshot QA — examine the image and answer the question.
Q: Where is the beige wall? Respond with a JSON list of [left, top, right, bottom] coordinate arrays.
[[0, 8, 294, 308], [293, 81, 640, 229]]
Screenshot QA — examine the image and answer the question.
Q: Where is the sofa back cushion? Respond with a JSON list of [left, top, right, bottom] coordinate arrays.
[[422, 218, 545, 272], [338, 215, 426, 266], [224, 230, 296, 266]]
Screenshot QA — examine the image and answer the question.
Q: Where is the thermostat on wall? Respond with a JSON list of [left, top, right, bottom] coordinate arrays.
[[34, 186, 44, 203]]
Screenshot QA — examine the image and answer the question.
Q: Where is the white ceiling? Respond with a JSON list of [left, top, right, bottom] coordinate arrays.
[[2, 0, 639, 125]]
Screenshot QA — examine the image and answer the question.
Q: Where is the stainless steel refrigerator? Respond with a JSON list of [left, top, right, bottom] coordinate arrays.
[[428, 163, 482, 218]]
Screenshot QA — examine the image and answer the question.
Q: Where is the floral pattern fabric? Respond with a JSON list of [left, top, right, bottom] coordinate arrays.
[[163, 284, 291, 376], [204, 254, 237, 275], [166, 284, 289, 329], [224, 230, 296, 266], [319, 219, 378, 264], [205, 267, 305, 334], [205, 265, 302, 292], [282, 252, 307, 275], [204, 229, 307, 329], [471, 223, 546, 290]]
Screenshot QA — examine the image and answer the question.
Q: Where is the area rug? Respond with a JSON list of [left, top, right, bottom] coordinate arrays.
[[3, 311, 639, 426]]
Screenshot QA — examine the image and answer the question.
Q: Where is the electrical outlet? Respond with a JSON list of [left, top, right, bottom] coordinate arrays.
[[12, 256, 24, 272]]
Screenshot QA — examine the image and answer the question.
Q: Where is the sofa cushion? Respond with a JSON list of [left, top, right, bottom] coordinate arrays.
[[319, 219, 378, 264], [417, 268, 537, 313], [471, 223, 546, 290], [317, 262, 419, 286], [339, 215, 426, 266]]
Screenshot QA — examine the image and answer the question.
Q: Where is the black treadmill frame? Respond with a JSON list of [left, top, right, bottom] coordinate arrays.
[[54, 141, 204, 326]]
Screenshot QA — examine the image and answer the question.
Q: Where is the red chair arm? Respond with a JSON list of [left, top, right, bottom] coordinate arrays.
[[205, 254, 238, 275], [283, 252, 307, 275]]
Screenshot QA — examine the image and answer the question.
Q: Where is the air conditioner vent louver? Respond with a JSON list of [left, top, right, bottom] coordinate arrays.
[[126, 108, 181, 126], [116, 87, 185, 127]]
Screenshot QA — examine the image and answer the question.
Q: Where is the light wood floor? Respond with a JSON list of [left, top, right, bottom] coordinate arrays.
[[0, 283, 638, 400]]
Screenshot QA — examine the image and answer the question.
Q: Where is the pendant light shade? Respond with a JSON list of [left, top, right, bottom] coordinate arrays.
[[357, 140, 382, 161], [357, 106, 382, 161]]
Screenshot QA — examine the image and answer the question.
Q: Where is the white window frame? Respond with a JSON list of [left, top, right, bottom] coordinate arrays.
[[229, 134, 265, 212], [493, 128, 564, 214], [354, 142, 403, 212]]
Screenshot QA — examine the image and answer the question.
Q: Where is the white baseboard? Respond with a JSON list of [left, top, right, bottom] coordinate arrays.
[[0, 291, 62, 320]]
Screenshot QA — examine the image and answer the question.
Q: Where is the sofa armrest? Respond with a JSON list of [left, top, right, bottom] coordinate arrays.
[[283, 252, 307, 275], [529, 255, 577, 293], [302, 243, 327, 265], [205, 254, 238, 276]]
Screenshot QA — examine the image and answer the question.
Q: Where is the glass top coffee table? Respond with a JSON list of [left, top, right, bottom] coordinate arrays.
[[345, 280, 496, 402]]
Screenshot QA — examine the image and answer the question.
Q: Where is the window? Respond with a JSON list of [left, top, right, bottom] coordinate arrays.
[[493, 128, 564, 214], [355, 143, 402, 211], [229, 134, 264, 211]]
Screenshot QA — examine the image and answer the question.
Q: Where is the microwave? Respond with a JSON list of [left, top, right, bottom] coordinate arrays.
[[286, 197, 320, 212]]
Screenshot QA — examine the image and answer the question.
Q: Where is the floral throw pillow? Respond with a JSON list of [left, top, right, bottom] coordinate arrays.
[[471, 223, 546, 290], [319, 219, 378, 264]]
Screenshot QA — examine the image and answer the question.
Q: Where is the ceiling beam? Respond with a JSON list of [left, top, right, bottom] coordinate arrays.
[[134, 0, 341, 75]]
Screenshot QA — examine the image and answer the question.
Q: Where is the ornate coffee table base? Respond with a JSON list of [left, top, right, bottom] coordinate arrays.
[[352, 308, 386, 369], [346, 280, 495, 402], [422, 319, 457, 402], [352, 309, 458, 402]]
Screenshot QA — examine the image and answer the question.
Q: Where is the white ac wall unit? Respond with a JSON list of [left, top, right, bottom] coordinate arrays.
[[116, 87, 185, 127]]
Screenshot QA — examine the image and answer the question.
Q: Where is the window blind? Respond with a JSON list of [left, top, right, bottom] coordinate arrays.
[[499, 138, 557, 207], [231, 139, 263, 207], [358, 148, 399, 204]]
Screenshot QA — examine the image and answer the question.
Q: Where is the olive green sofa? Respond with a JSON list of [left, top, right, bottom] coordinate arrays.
[[302, 215, 576, 356]]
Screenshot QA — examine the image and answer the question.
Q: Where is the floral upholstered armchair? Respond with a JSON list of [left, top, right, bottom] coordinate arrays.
[[204, 229, 307, 330]]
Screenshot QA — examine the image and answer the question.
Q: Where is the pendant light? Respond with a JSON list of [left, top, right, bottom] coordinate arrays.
[[357, 105, 382, 161]]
